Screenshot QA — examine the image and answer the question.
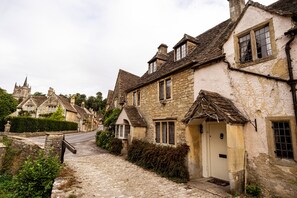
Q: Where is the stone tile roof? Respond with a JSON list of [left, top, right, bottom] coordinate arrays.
[[173, 34, 199, 48], [58, 96, 77, 113], [128, 19, 233, 91], [74, 105, 90, 119], [183, 90, 248, 124], [124, 106, 147, 127], [113, 69, 140, 105], [148, 52, 168, 63], [128, 0, 296, 92], [18, 95, 47, 108], [106, 90, 114, 105]]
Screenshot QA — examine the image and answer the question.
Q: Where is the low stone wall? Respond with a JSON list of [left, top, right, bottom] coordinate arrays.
[[0, 135, 42, 175], [3, 130, 78, 138]]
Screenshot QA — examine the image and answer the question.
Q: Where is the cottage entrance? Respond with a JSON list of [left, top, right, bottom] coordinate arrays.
[[208, 123, 229, 181]]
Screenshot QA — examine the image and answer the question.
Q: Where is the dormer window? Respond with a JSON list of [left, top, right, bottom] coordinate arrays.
[[148, 61, 157, 74], [175, 44, 186, 61]]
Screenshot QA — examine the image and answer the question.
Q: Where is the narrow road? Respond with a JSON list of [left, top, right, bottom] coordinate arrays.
[[52, 138, 231, 198]]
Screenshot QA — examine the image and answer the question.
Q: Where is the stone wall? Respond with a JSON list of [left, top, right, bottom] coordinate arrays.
[[0, 136, 42, 175], [127, 68, 194, 145]]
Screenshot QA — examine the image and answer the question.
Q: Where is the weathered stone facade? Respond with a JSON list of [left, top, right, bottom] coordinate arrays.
[[126, 68, 194, 145]]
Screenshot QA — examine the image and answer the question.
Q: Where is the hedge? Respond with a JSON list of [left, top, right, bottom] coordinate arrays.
[[127, 139, 190, 182], [0, 119, 5, 132], [5, 117, 77, 133], [95, 131, 122, 155]]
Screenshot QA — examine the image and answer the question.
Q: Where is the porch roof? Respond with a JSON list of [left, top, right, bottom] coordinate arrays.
[[124, 106, 147, 127], [183, 90, 248, 125]]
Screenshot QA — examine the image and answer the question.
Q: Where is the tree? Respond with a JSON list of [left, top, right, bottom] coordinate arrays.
[[33, 92, 45, 96], [75, 93, 87, 106], [49, 105, 65, 121], [0, 88, 18, 120]]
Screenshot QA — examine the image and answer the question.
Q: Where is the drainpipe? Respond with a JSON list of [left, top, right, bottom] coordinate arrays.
[[285, 31, 297, 124]]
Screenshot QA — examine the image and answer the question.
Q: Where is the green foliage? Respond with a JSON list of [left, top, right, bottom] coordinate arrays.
[[96, 131, 122, 155], [49, 105, 65, 121], [246, 183, 262, 197], [0, 88, 18, 131], [33, 92, 45, 96], [1, 136, 21, 175], [6, 117, 77, 132], [96, 130, 113, 149], [0, 88, 18, 120], [0, 174, 14, 197], [127, 140, 190, 182], [109, 138, 123, 155], [12, 151, 61, 198], [103, 108, 121, 128]]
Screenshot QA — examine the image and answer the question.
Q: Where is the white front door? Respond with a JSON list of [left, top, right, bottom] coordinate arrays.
[[209, 123, 229, 181]]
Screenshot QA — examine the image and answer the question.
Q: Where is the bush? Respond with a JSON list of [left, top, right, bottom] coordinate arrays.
[[96, 131, 122, 155], [246, 183, 261, 197], [127, 139, 189, 182], [6, 117, 77, 132], [12, 151, 61, 198], [109, 138, 123, 155]]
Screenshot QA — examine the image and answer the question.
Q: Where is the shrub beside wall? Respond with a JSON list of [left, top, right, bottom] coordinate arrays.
[[96, 131, 122, 155], [6, 117, 77, 132], [127, 139, 190, 182]]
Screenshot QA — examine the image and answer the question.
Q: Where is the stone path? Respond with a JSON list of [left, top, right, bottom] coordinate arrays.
[[52, 140, 231, 198]]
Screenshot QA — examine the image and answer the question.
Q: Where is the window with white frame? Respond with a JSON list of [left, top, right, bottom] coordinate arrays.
[[148, 61, 157, 74], [132, 90, 140, 106], [175, 43, 186, 61], [238, 24, 273, 64], [115, 120, 130, 139], [159, 78, 171, 101], [155, 121, 175, 145]]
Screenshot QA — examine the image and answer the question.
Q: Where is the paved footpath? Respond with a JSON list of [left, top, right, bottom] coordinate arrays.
[[52, 140, 231, 198]]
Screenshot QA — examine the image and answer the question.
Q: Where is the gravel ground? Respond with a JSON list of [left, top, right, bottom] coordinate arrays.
[[52, 140, 231, 198]]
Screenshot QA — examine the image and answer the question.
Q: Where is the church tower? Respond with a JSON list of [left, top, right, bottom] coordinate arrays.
[[12, 77, 31, 102]]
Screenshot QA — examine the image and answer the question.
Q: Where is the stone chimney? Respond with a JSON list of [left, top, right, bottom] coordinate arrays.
[[81, 101, 85, 108], [47, 87, 55, 96], [70, 96, 75, 105], [158, 44, 168, 55], [228, 0, 245, 22]]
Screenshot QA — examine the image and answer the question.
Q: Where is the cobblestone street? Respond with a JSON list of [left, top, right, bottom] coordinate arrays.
[[52, 140, 231, 198]]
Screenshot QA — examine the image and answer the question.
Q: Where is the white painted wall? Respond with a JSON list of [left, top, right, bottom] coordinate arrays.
[[194, 6, 297, 159]]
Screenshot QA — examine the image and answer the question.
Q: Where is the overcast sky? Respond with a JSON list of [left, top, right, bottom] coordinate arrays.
[[0, 0, 278, 98]]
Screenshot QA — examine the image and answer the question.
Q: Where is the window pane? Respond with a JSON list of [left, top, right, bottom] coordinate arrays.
[[137, 91, 140, 106], [159, 81, 164, 100], [155, 122, 160, 143], [181, 44, 186, 58], [125, 125, 130, 139], [133, 92, 136, 106], [272, 121, 293, 159], [162, 122, 167, 143], [255, 26, 272, 59], [169, 122, 175, 145], [120, 125, 123, 138], [239, 34, 252, 63], [166, 79, 171, 99], [176, 47, 181, 61]]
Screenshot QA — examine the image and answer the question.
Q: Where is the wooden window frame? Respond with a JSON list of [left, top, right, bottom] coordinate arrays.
[[266, 116, 297, 165], [132, 90, 141, 106], [158, 78, 172, 101], [175, 43, 187, 61], [234, 19, 276, 67], [155, 121, 175, 145]]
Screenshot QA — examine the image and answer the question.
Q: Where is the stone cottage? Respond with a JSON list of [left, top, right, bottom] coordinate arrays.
[[106, 69, 140, 111], [114, 0, 297, 196], [14, 87, 97, 131]]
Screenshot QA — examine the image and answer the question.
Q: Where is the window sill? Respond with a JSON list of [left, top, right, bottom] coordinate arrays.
[[271, 157, 297, 167], [237, 55, 276, 68], [159, 99, 172, 105]]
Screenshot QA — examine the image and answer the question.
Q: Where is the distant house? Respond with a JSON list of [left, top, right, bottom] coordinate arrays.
[[14, 87, 97, 131], [113, 0, 297, 196], [107, 69, 140, 110]]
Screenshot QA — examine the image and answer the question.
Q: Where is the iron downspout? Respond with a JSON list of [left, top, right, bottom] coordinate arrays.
[[285, 35, 297, 125]]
